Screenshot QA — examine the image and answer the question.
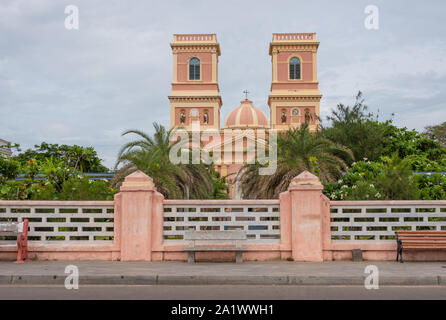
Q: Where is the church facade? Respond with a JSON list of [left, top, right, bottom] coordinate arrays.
[[168, 33, 322, 198]]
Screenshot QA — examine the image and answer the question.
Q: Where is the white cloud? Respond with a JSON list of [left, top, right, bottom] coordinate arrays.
[[320, 40, 446, 99]]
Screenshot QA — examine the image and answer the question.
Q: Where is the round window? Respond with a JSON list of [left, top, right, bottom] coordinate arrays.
[[292, 109, 299, 116]]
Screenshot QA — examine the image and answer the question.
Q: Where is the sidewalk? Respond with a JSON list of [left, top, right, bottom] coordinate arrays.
[[1, 260, 446, 286]]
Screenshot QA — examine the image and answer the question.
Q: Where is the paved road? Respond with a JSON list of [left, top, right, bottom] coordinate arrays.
[[0, 285, 446, 300]]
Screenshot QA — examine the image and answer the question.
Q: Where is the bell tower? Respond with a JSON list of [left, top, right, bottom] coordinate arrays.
[[268, 33, 322, 132], [169, 34, 222, 131]]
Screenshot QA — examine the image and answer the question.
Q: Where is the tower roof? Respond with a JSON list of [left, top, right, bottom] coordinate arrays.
[[269, 33, 318, 55], [171, 33, 221, 56], [224, 99, 269, 129]]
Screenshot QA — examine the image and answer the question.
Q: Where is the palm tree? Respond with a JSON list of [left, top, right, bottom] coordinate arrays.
[[377, 153, 419, 200], [112, 123, 222, 199], [238, 124, 353, 199]]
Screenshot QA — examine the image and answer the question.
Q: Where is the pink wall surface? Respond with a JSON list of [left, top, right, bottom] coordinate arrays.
[[171, 83, 219, 91], [277, 51, 312, 61]]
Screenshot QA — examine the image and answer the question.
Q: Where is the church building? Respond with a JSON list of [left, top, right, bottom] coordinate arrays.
[[168, 33, 322, 198]]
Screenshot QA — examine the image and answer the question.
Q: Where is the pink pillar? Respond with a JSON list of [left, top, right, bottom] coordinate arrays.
[[151, 192, 165, 260], [288, 171, 324, 262], [117, 171, 158, 261], [279, 191, 292, 258]]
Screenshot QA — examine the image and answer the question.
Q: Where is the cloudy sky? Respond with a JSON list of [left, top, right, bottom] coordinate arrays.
[[1, 0, 445, 168]]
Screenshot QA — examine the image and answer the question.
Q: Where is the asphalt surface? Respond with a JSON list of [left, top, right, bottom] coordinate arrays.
[[0, 285, 445, 300]]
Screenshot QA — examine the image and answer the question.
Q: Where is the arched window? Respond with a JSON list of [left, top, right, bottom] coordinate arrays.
[[289, 57, 301, 80], [189, 58, 200, 80]]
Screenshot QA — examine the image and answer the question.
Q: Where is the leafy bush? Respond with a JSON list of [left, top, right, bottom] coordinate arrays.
[[0, 181, 33, 200], [404, 154, 446, 172], [423, 122, 446, 147], [383, 126, 446, 161], [0, 151, 116, 200], [377, 155, 419, 200], [57, 176, 116, 200], [324, 156, 446, 200], [321, 92, 446, 200], [413, 173, 446, 200], [0, 157, 20, 183], [0, 174, 116, 201], [12, 142, 109, 173], [325, 180, 383, 200]]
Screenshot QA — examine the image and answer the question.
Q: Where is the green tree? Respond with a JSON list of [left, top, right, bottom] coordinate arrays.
[[414, 173, 446, 200], [0, 157, 20, 183], [239, 124, 353, 199], [0, 146, 114, 201], [382, 126, 445, 161], [39, 156, 71, 192], [376, 154, 419, 200], [212, 172, 229, 199], [322, 91, 392, 163], [424, 122, 446, 147], [322, 92, 446, 168], [323, 155, 441, 200], [13, 142, 109, 173], [113, 123, 225, 199]]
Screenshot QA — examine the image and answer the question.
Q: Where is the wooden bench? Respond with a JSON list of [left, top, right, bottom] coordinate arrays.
[[0, 220, 29, 263], [183, 230, 247, 263], [396, 231, 446, 263]]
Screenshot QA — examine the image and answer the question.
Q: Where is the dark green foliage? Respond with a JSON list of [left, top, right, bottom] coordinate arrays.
[[382, 126, 446, 161], [12, 142, 109, 173], [376, 155, 419, 200], [113, 123, 228, 199], [414, 173, 446, 200], [321, 91, 391, 163], [239, 124, 353, 199], [0, 143, 114, 200], [322, 92, 446, 166], [49, 176, 115, 201], [323, 155, 446, 201], [320, 91, 446, 201], [424, 122, 446, 147], [0, 157, 20, 183]]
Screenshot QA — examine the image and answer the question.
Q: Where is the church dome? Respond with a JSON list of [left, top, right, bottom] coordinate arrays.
[[224, 99, 269, 129]]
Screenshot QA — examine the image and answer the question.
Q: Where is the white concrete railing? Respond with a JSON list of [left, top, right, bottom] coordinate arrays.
[[0, 201, 114, 244], [273, 33, 316, 41], [174, 34, 216, 42], [330, 201, 446, 242], [163, 200, 280, 244]]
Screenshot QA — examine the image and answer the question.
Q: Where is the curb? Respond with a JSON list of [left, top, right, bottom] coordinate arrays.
[[0, 274, 445, 286], [157, 275, 290, 285]]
